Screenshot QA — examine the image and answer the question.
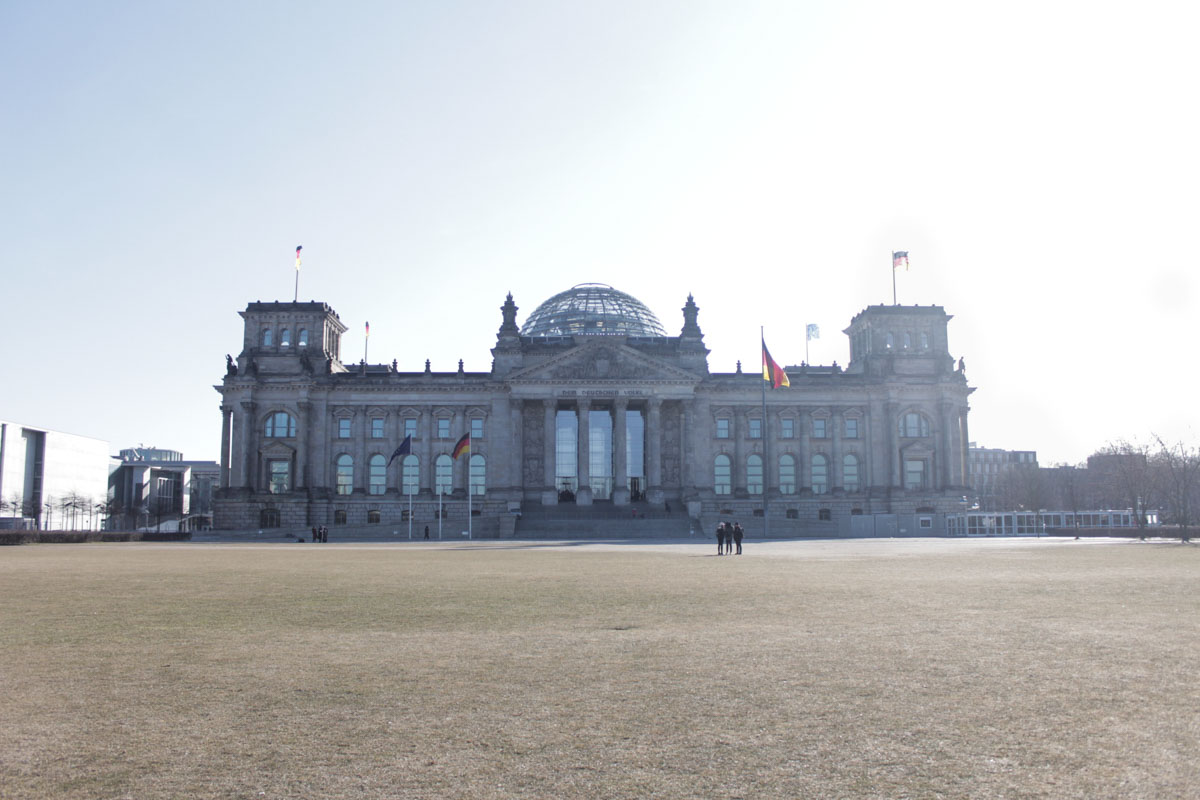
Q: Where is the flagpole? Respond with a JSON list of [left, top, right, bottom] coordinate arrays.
[[761, 326, 770, 541], [364, 322, 369, 364], [892, 251, 897, 305], [294, 245, 302, 303], [438, 489, 443, 540], [408, 489, 412, 540]]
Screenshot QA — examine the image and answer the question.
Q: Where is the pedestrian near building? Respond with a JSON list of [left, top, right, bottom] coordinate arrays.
[[733, 522, 743, 555], [716, 522, 726, 555]]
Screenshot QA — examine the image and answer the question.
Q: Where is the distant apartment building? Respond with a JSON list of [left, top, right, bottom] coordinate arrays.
[[0, 420, 111, 530], [968, 444, 1038, 511]]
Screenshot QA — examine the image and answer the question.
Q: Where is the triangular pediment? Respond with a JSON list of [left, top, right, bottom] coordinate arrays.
[[507, 340, 699, 383]]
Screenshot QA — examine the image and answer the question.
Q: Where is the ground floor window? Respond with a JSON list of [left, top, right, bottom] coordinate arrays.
[[334, 509, 347, 525], [267, 460, 290, 494], [367, 510, 381, 524], [259, 508, 280, 528], [904, 459, 927, 490], [714, 455, 731, 495]]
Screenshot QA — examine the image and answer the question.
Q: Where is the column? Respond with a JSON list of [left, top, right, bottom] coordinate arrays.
[[510, 400, 524, 497], [613, 398, 629, 505], [576, 400, 592, 505], [831, 409, 843, 492], [542, 399, 557, 505], [219, 405, 232, 489], [296, 400, 311, 489], [239, 400, 257, 490], [886, 400, 900, 489], [647, 397, 663, 504], [422, 406, 434, 494], [355, 407, 367, 493], [798, 410, 810, 491], [939, 402, 955, 490], [733, 408, 746, 494]]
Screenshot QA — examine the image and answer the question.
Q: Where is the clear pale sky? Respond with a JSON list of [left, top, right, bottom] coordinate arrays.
[[3, 1, 1195, 466]]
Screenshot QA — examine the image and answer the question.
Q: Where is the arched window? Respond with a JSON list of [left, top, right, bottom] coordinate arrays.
[[262, 328, 273, 347], [812, 454, 828, 495], [435, 454, 453, 495], [714, 454, 731, 495], [902, 332, 911, 349], [333, 509, 347, 525], [470, 454, 486, 496], [280, 328, 291, 347], [843, 454, 860, 493], [298, 328, 309, 347], [335, 455, 353, 495], [885, 332, 894, 349], [898, 412, 930, 438], [779, 454, 796, 495], [401, 454, 419, 496], [747, 454, 763, 495], [368, 454, 386, 495], [367, 510, 381, 524], [264, 411, 296, 438], [920, 332, 929, 350]]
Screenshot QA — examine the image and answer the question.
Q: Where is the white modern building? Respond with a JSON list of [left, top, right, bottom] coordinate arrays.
[[0, 420, 111, 530]]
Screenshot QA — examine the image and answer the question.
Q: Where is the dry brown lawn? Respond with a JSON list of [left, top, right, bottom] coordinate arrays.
[[0, 539, 1196, 799]]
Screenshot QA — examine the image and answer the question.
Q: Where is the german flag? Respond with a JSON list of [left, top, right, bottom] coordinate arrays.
[[452, 433, 471, 460], [762, 339, 790, 388]]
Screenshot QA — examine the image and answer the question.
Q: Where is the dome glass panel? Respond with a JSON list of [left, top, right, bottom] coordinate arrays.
[[520, 283, 667, 337]]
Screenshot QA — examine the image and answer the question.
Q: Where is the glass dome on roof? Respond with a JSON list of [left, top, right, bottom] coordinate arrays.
[[520, 283, 667, 337]]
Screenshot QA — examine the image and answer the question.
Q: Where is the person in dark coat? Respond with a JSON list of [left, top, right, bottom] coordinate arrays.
[[424, 524, 430, 540], [716, 522, 726, 555], [733, 522, 744, 555]]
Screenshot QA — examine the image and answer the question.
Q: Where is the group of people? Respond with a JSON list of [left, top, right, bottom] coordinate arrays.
[[310, 526, 329, 543], [716, 521, 743, 555]]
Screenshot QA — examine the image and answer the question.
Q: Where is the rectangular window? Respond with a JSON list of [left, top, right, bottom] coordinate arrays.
[[268, 461, 289, 494], [919, 516, 933, 529], [338, 418, 351, 438], [812, 418, 827, 439], [749, 418, 762, 439], [716, 418, 730, 439], [904, 459, 926, 490], [844, 418, 858, 439], [471, 418, 484, 439], [404, 418, 417, 439], [781, 418, 794, 439], [437, 418, 450, 439], [370, 418, 384, 439]]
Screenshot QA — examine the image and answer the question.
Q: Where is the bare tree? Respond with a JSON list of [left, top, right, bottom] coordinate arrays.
[[1152, 436, 1199, 542], [1046, 464, 1086, 529], [1092, 441, 1155, 530]]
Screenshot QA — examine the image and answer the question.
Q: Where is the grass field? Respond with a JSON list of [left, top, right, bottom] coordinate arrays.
[[0, 538, 1196, 799]]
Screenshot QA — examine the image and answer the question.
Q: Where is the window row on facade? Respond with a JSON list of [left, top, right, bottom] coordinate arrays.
[[263, 411, 486, 441], [712, 412, 930, 440], [267, 453, 486, 496], [712, 452, 930, 494]]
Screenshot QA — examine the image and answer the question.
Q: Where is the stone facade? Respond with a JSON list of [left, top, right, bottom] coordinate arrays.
[[214, 291, 974, 531]]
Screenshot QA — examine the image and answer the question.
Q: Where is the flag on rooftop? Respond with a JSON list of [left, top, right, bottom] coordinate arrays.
[[295, 245, 302, 270], [365, 321, 370, 337], [387, 435, 412, 466], [762, 339, 790, 388], [452, 433, 471, 460], [806, 324, 820, 341], [892, 251, 909, 270]]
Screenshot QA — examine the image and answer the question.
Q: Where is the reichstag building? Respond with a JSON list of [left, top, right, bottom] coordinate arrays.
[[214, 284, 973, 533]]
